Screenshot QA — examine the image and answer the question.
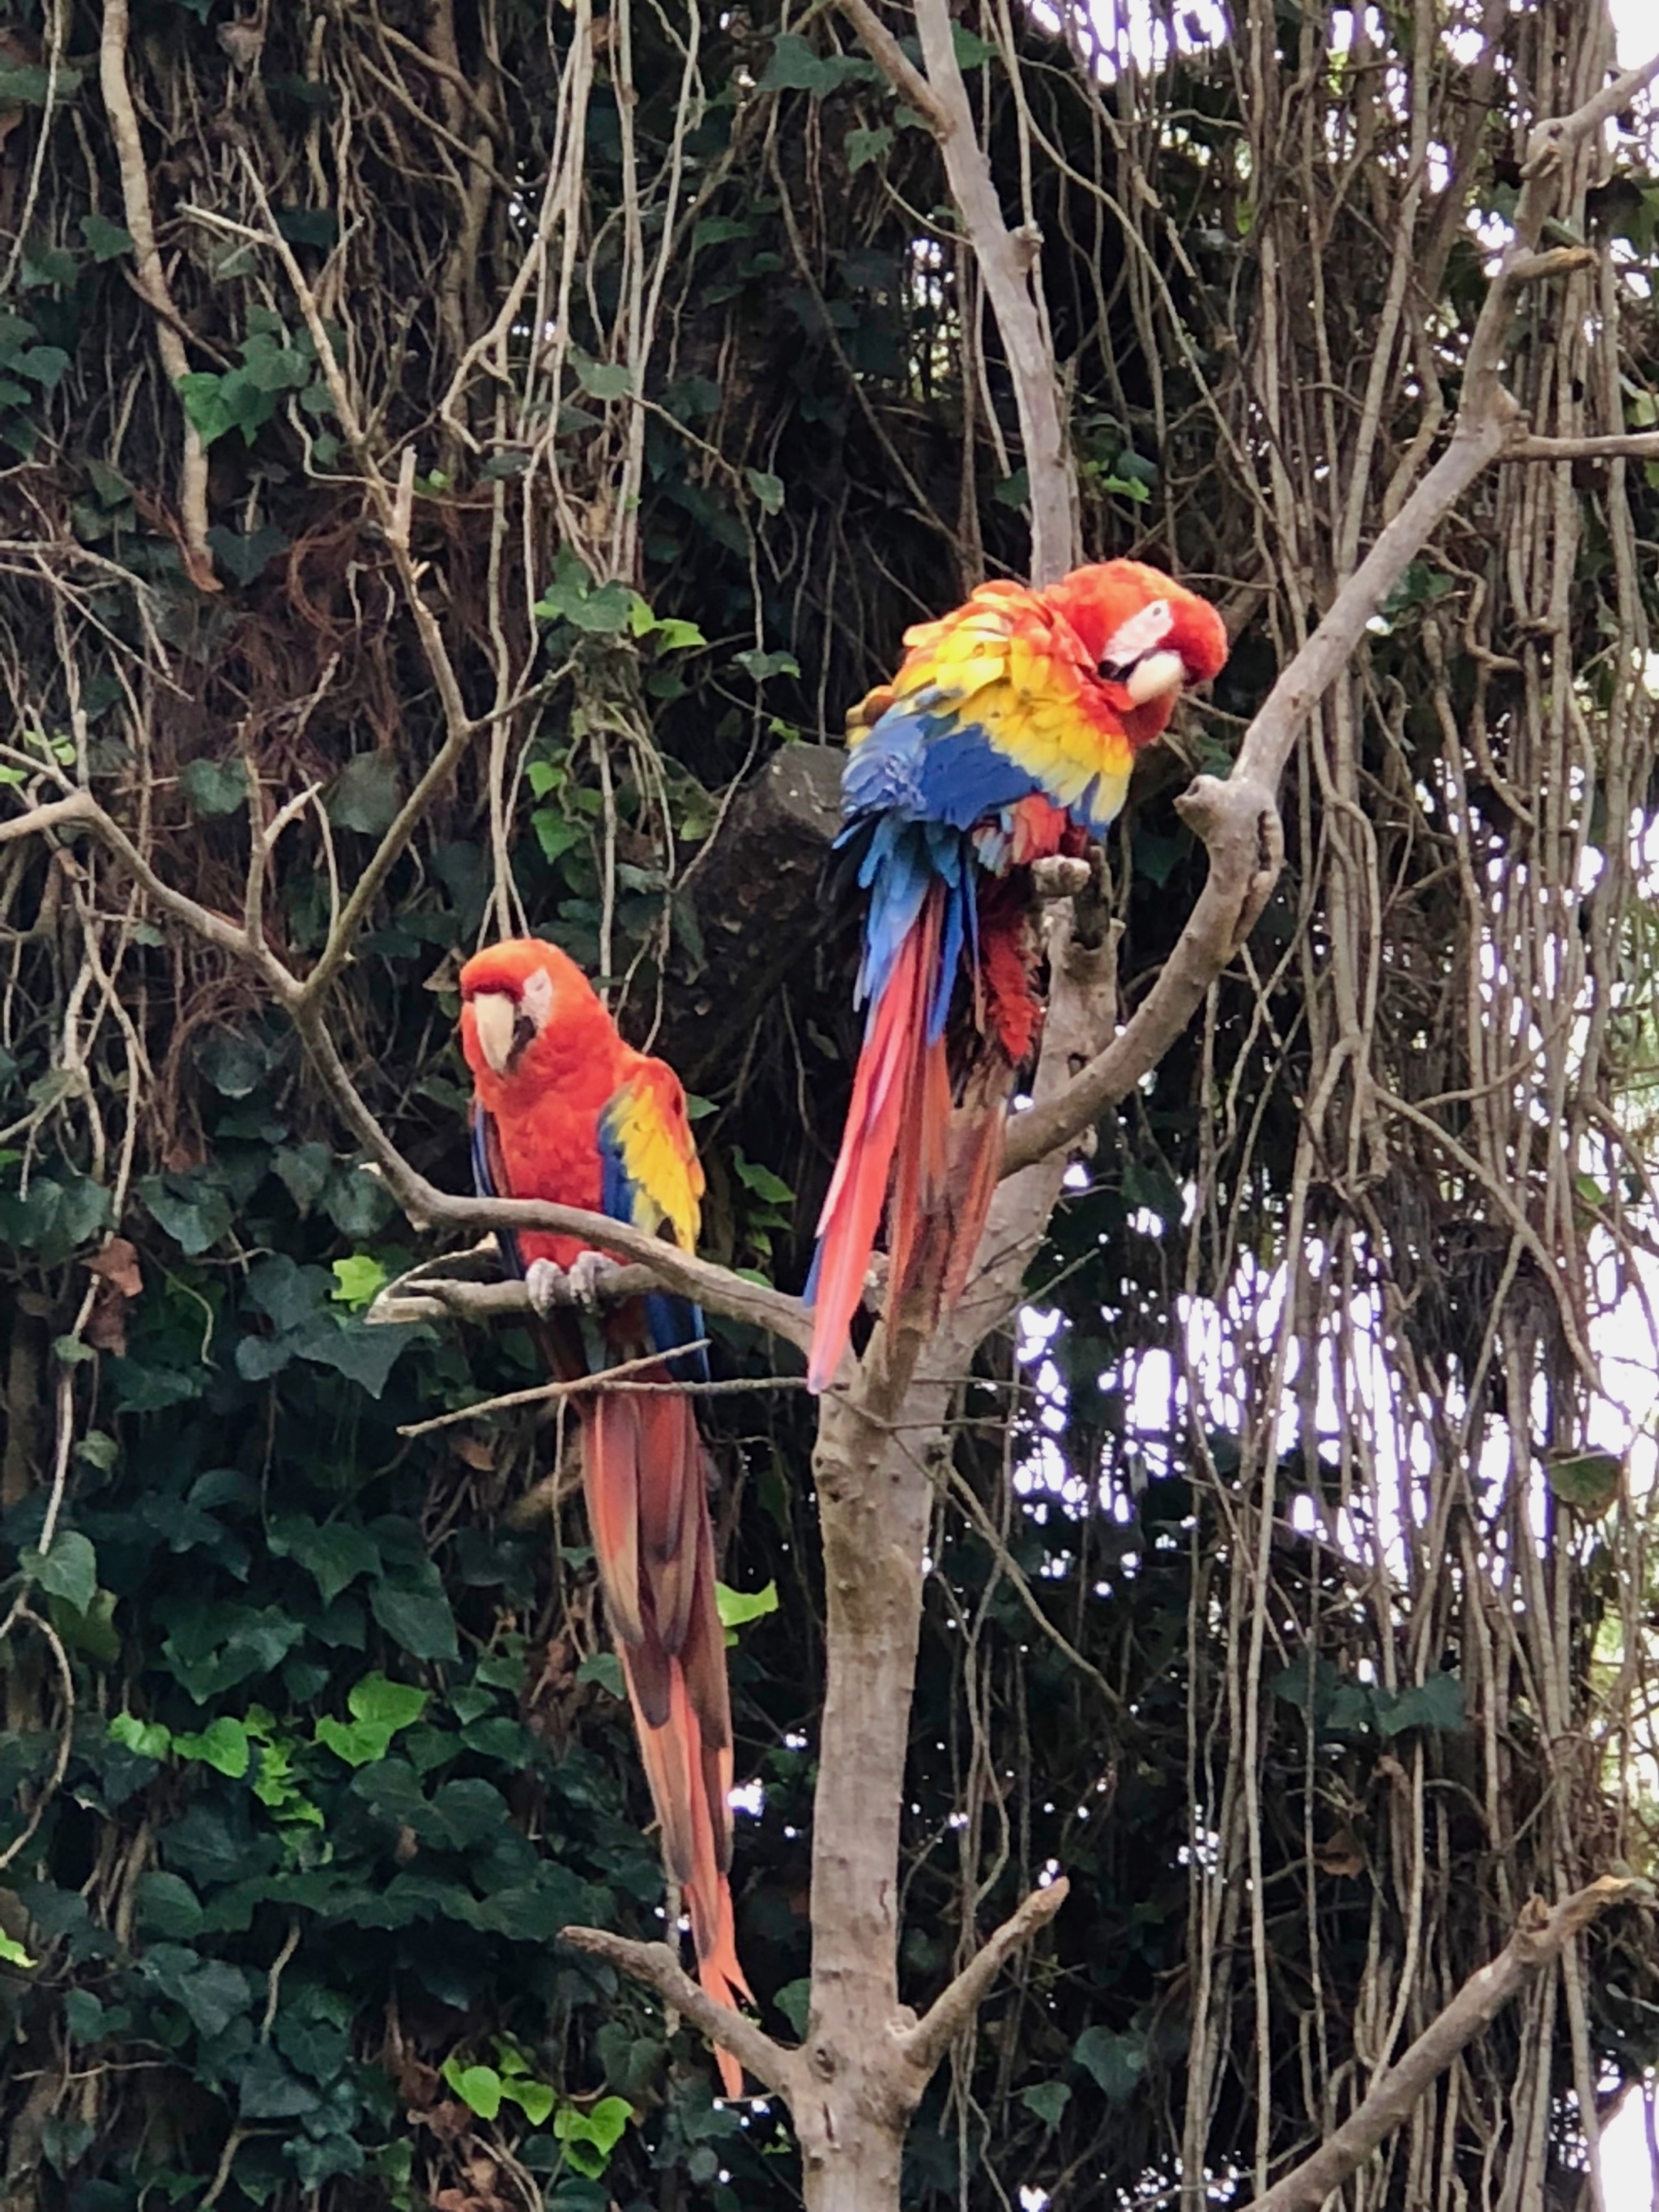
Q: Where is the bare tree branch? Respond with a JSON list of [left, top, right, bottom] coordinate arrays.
[[1504, 430, 1659, 460], [834, 0, 1077, 582], [1247, 1877, 1648, 2212], [898, 1876, 1069, 2081], [558, 1926, 797, 2097], [98, 0, 215, 584]]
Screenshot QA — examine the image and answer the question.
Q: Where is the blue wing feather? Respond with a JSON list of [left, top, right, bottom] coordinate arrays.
[[471, 1104, 525, 1282]]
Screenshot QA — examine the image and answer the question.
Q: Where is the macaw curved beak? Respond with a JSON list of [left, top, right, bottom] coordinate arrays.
[[1125, 649, 1187, 706], [470, 989, 518, 1076]]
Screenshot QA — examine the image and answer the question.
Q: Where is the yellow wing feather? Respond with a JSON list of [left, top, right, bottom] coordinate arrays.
[[604, 1061, 703, 1252]]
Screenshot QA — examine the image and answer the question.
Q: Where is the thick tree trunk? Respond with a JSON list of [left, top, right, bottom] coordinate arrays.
[[798, 1397, 940, 2211], [794, 902, 1117, 2211]]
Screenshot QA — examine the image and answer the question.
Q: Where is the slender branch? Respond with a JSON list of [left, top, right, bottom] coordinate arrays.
[[1521, 47, 1659, 168], [98, 0, 215, 584], [1504, 431, 1659, 461], [398, 1365, 801, 1437], [898, 1877, 1069, 2081], [558, 1927, 796, 2096], [1247, 1877, 1647, 2212], [0, 791, 96, 846], [834, 0, 1077, 582]]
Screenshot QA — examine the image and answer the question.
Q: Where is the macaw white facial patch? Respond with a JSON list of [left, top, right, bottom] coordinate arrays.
[[1102, 597, 1173, 670], [522, 965, 556, 1032]]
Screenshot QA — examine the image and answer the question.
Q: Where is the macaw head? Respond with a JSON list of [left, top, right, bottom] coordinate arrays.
[[458, 936, 599, 1085], [1050, 559, 1229, 751]]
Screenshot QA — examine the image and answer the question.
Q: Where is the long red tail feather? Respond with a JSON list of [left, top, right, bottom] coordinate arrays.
[[582, 1388, 748, 2096], [809, 891, 947, 1390]]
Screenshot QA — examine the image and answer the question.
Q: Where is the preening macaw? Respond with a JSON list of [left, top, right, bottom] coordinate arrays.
[[807, 559, 1229, 1392], [458, 940, 748, 2091]]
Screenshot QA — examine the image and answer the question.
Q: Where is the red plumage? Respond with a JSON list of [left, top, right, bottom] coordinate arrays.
[[458, 941, 748, 2094]]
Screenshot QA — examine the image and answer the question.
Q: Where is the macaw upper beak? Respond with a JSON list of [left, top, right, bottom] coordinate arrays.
[[470, 990, 518, 1076], [1125, 649, 1187, 706]]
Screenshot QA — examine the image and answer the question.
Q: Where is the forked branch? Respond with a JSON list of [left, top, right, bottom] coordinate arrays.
[[557, 1926, 796, 2097]]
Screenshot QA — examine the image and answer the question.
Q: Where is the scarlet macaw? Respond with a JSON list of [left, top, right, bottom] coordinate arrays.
[[808, 559, 1229, 1392], [458, 940, 748, 2090]]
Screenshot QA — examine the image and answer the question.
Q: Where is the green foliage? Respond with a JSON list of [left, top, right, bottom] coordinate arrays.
[[176, 309, 335, 457]]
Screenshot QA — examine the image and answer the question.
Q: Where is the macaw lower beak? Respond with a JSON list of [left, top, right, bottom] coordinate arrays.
[[470, 990, 518, 1076], [1125, 649, 1186, 706]]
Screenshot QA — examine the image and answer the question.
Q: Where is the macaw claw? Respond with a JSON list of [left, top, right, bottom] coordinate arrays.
[[524, 1251, 614, 1316], [524, 1257, 569, 1319], [566, 1251, 610, 1309]]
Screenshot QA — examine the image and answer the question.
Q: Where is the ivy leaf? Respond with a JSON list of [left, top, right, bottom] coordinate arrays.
[[733, 1150, 795, 1204], [734, 647, 800, 684], [371, 1577, 459, 1663], [322, 1166, 396, 1238], [503, 2077, 556, 2125], [746, 468, 785, 515], [757, 33, 832, 91], [109, 1713, 171, 1760], [273, 1141, 332, 1213], [1073, 2026, 1145, 2102], [441, 2059, 503, 2120], [951, 23, 999, 66], [326, 753, 403, 835], [275, 1519, 383, 1608], [1021, 2081, 1069, 2129], [0, 1929, 35, 1969], [0, 62, 84, 104], [714, 1580, 778, 1632], [308, 1317, 417, 1399], [79, 213, 134, 261], [1375, 1672, 1463, 1739], [576, 1652, 624, 1698], [13, 344, 69, 388], [21, 1532, 97, 1616], [173, 1715, 252, 1779], [178, 757, 249, 816], [554, 2095, 632, 2179], [692, 215, 754, 248], [1542, 1448, 1622, 1516], [195, 1027, 270, 1099], [331, 1253, 389, 1309], [847, 126, 893, 173], [206, 522, 290, 586], [238, 2044, 325, 2119], [177, 373, 236, 446], [134, 1871, 206, 1939], [574, 359, 635, 403]]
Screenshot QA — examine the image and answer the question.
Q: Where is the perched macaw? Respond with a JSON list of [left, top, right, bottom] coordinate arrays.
[[458, 940, 748, 2091], [807, 559, 1229, 1392]]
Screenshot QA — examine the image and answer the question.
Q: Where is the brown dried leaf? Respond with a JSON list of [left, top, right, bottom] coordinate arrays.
[[87, 1236, 143, 1298]]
